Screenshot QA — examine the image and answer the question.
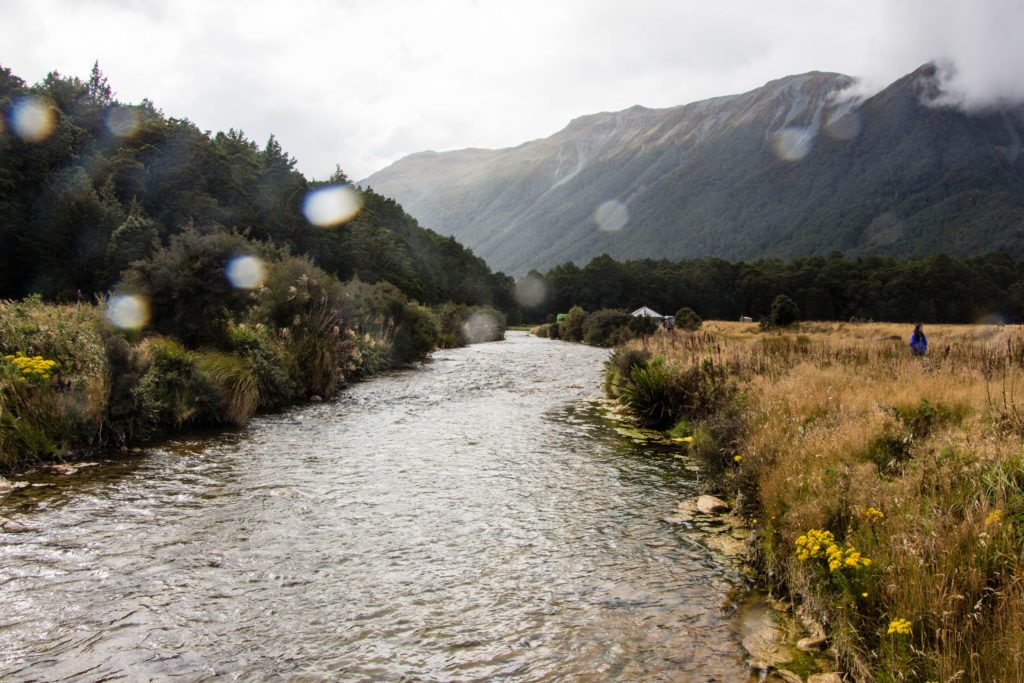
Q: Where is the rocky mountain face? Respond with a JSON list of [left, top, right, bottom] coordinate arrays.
[[362, 65, 1024, 274]]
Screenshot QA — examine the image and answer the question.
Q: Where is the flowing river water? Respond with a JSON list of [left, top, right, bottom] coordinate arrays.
[[0, 332, 772, 681]]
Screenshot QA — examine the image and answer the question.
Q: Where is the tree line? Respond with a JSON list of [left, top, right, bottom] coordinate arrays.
[[0, 63, 515, 313], [519, 251, 1024, 324]]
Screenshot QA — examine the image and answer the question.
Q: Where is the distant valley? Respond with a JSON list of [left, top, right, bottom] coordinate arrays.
[[362, 64, 1024, 275]]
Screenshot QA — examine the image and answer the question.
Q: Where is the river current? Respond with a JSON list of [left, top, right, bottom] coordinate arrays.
[[0, 332, 758, 681]]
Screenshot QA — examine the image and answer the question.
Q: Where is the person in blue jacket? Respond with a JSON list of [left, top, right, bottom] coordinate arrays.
[[909, 323, 927, 356]]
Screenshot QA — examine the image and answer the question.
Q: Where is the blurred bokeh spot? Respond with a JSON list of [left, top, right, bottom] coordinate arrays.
[[514, 276, 546, 308], [771, 127, 814, 161], [302, 185, 362, 227], [8, 96, 56, 143], [226, 255, 267, 289], [106, 106, 140, 138], [105, 294, 150, 330], [594, 200, 629, 232]]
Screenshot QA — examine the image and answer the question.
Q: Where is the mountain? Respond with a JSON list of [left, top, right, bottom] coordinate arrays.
[[362, 64, 1024, 275]]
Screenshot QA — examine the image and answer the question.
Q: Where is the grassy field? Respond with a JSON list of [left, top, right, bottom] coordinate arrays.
[[614, 321, 1024, 681]]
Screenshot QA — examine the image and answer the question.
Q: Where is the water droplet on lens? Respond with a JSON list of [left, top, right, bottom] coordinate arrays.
[[226, 255, 267, 289], [8, 96, 56, 143], [514, 277, 546, 308], [105, 294, 150, 330], [106, 106, 139, 137], [825, 109, 861, 141], [302, 185, 362, 227], [771, 127, 815, 162], [462, 313, 499, 344], [594, 200, 629, 232]]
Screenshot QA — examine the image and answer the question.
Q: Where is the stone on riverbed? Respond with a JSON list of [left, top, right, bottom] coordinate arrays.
[[0, 477, 30, 495], [0, 515, 31, 533], [797, 633, 828, 651], [49, 462, 99, 475], [696, 494, 730, 514]]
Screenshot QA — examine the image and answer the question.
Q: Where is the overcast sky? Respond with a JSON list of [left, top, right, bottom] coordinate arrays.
[[3, 0, 1023, 180]]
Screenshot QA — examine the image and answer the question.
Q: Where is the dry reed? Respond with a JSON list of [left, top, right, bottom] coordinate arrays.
[[637, 321, 1024, 681]]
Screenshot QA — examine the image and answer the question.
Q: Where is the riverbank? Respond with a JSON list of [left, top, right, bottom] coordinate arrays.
[[605, 321, 1024, 681], [0, 292, 505, 473]]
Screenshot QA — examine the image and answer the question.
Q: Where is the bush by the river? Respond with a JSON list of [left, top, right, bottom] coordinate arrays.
[[539, 305, 656, 347], [435, 303, 507, 348], [0, 231, 509, 470], [608, 321, 1024, 681]]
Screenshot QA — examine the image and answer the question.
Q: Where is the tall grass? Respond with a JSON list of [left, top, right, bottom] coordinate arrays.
[[0, 293, 405, 471], [0, 298, 110, 467], [614, 322, 1024, 681]]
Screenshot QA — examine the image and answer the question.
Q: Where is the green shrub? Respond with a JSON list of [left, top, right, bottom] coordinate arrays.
[[675, 307, 702, 331], [582, 308, 632, 347], [760, 294, 801, 330], [559, 306, 587, 342], [98, 325, 150, 445], [119, 230, 268, 348], [628, 315, 658, 337], [391, 301, 439, 365], [250, 254, 347, 331], [227, 323, 296, 408], [134, 336, 216, 430]]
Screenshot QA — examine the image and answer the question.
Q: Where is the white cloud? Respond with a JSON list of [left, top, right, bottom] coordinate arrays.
[[1, 0, 1022, 179]]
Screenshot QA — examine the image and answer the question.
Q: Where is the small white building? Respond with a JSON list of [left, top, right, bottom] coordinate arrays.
[[631, 306, 663, 319]]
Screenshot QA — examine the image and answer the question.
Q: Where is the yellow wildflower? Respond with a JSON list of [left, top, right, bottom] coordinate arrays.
[[795, 529, 834, 561], [733, 454, 743, 463], [861, 592, 869, 598], [4, 352, 56, 381], [887, 618, 912, 636], [862, 506, 885, 520], [796, 529, 870, 572], [985, 509, 1004, 527]]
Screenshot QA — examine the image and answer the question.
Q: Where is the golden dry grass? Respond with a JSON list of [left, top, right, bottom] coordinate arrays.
[[636, 321, 1024, 682]]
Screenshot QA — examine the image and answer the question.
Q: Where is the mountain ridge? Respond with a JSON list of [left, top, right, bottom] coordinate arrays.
[[362, 65, 1024, 274]]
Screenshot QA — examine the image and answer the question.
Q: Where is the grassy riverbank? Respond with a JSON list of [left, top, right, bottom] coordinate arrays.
[[1, 254, 505, 472], [606, 321, 1024, 681]]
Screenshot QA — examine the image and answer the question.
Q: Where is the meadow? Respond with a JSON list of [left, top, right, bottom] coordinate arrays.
[[609, 321, 1024, 681]]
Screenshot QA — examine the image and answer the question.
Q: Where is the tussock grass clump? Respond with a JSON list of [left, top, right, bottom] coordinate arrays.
[[616, 321, 1024, 681], [0, 298, 110, 466], [193, 351, 260, 426]]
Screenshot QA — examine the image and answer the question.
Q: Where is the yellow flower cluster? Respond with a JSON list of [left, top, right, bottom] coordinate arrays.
[[795, 528, 872, 572], [862, 506, 885, 520], [887, 618, 912, 636], [985, 509, 1004, 526], [795, 529, 835, 561], [3, 353, 56, 381], [733, 454, 744, 463], [826, 544, 872, 572]]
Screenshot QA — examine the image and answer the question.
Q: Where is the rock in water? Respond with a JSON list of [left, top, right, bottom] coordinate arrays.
[[696, 494, 730, 514]]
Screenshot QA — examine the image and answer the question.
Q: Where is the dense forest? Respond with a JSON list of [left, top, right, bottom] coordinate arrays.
[[0, 63, 514, 312], [522, 251, 1024, 324]]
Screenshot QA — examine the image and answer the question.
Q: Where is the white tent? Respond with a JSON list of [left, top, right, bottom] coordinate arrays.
[[631, 306, 662, 319]]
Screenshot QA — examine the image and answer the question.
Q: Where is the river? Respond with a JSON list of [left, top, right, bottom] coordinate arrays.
[[0, 332, 762, 681]]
